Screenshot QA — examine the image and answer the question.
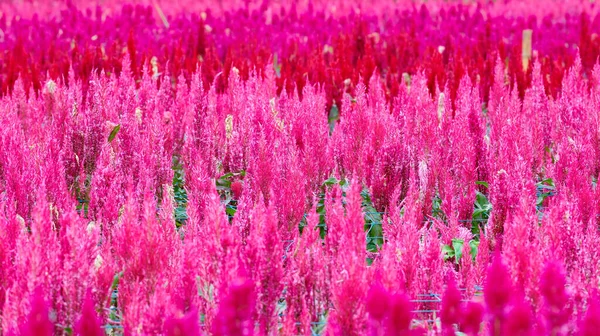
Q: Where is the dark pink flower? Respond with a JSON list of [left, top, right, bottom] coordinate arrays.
[[366, 282, 389, 322], [484, 254, 513, 318], [75, 290, 104, 336], [440, 275, 462, 331], [212, 277, 255, 336], [503, 293, 534, 336], [164, 307, 200, 336], [460, 301, 484, 335], [385, 292, 412, 335], [579, 294, 600, 336], [19, 287, 53, 336]]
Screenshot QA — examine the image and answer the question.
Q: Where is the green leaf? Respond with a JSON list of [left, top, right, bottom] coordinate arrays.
[[442, 244, 455, 261], [475, 191, 490, 208], [539, 178, 555, 188], [225, 206, 237, 217], [273, 53, 281, 78], [312, 313, 328, 335], [108, 124, 121, 142], [432, 195, 443, 218], [323, 177, 339, 186], [452, 238, 464, 263], [475, 181, 489, 188], [469, 240, 480, 261], [328, 104, 339, 134], [111, 271, 123, 290], [536, 195, 545, 206]]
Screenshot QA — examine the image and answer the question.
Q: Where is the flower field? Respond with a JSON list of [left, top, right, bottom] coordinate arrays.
[[2, 0, 600, 334]]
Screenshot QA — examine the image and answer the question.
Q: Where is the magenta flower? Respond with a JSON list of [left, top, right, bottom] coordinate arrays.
[[366, 282, 389, 322], [440, 275, 462, 333], [74, 290, 104, 336], [385, 292, 412, 335], [19, 287, 54, 336], [459, 301, 484, 335], [164, 307, 200, 336], [579, 294, 600, 336], [484, 254, 513, 318], [212, 277, 256, 336]]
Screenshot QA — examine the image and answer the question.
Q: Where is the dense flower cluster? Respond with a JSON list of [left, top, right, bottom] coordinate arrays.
[[1, 0, 600, 335]]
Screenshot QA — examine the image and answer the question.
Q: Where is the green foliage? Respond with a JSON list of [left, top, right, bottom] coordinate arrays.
[[472, 190, 492, 237], [197, 276, 215, 303], [311, 313, 328, 335], [273, 53, 281, 78], [56, 324, 73, 335], [172, 156, 188, 228], [328, 104, 339, 135], [301, 177, 384, 252], [536, 177, 555, 208], [304, 176, 348, 238], [431, 194, 444, 219], [361, 188, 384, 253], [107, 271, 123, 335], [442, 238, 479, 263], [215, 170, 246, 220], [475, 181, 489, 188], [108, 124, 121, 142], [74, 174, 92, 219]]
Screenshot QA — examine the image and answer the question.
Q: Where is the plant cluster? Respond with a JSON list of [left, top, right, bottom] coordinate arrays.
[[1, 0, 600, 335]]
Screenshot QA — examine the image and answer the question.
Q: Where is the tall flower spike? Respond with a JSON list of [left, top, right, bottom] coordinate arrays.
[[502, 291, 534, 336], [164, 307, 201, 336], [74, 289, 104, 336], [484, 253, 513, 330], [385, 292, 413, 335], [460, 301, 484, 336], [19, 287, 54, 336], [440, 274, 462, 335], [211, 277, 255, 336], [540, 261, 571, 334], [579, 293, 600, 336]]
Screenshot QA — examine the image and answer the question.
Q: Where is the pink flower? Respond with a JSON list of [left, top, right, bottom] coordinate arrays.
[[74, 290, 104, 336], [440, 275, 462, 332], [540, 261, 571, 332], [459, 302, 484, 335], [484, 254, 513, 318], [385, 292, 412, 335], [502, 292, 534, 336], [231, 180, 243, 199], [19, 287, 53, 336], [366, 282, 389, 322], [212, 277, 255, 336], [164, 307, 200, 336], [579, 294, 600, 336]]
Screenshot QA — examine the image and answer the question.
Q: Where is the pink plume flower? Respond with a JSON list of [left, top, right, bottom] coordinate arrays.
[[212, 277, 255, 336], [164, 307, 200, 336], [459, 301, 484, 335], [75, 290, 104, 336], [440, 275, 462, 334], [502, 292, 534, 336], [579, 293, 600, 336], [484, 253, 513, 318], [231, 180, 243, 199], [540, 261, 571, 333], [19, 287, 54, 336], [366, 281, 389, 322], [385, 292, 413, 335]]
